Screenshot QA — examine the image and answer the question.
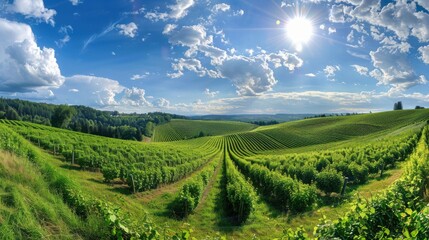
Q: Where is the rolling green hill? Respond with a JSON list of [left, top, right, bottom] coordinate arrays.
[[1, 108, 429, 239], [240, 109, 429, 152], [152, 119, 256, 142]]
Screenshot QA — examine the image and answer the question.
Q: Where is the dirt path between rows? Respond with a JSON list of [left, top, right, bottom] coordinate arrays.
[[137, 153, 221, 204], [195, 155, 223, 211]]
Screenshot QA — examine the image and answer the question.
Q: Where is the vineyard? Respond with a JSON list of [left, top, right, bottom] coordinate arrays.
[[0, 109, 429, 239], [152, 119, 256, 142]]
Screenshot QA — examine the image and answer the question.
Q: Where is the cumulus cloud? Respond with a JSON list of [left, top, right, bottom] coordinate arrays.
[[328, 27, 336, 34], [168, 58, 208, 78], [8, 0, 56, 26], [233, 9, 244, 16], [163, 23, 303, 96], [69, 0, 82, 6], [163, 24, 177, 35], [169, 0, 195, 20], [217, 55, 276, 96], [0, 18, 63, 92], [370, 44, 427, 92], [323, 65, 340, 80], [54, 75, 124, 106], [116, 22, 138, 38], [418, 45, 429, 64], [165, 25, 207, 47], [145, 0, 195, 22], [153, 98, 170, 108], [121, 87, 152, 107], [351, 64, 369, 76], [56, 25, 73, 48], [416, 0, 429, 12], [330, 0, 429, 42], [212, 3, 230, 13], [204, 88, 219, 97], [163, 24, 227, 64]]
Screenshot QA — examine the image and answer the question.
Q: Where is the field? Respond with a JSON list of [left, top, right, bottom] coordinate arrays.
[[0, 109, 429, 239]]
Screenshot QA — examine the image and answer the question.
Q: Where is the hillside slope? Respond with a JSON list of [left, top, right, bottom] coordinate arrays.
[[0, 151, 96, 239], [153, 119, 256, 142], [227, 109, 429, 153]]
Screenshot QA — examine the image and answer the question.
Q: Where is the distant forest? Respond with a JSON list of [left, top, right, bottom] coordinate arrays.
[[0, 98, 185, 141]]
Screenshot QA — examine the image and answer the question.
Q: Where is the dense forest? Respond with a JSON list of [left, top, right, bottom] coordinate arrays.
[[0, 98, 185, 140]]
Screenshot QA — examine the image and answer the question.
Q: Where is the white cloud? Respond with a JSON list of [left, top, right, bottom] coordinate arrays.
[[69, 0, 82, 6], [168, 58, 208, 78], [169, 91, 377, 115], [121, 87, 152, 107], [55, 75, 125, 106], [346, 50, 370, 60], [168, 0, 195, 20], [328, 27, 336, 34], [266, 50, 303, 70], [111, 51, 116, 56], [323, 65, 340, 80], [416, 0, 429, 12], [153, 98, 170, 108], [163, 24, 177, 35], [163, 24, 227, 64], [83, 20, 120, 50], [212, 3, 230, 13], [145, 0, 195, 22], [329, 4, 348, 23], [330, 0, 429, 42], [116, 22, 138, 38], [418, 45, 429, 64], [319, 24, 325, 30], [369, 44, 427, 92], [204, 88, 219, 97], [351, 64, 369, 76], [165, 25, 206, 47], [8, 0, 56, 26], [233, 9, 244, 16], [130, 72, 150, 80], [56, 25, 73, 48], [305, 73, 316, 77], [217, 55, 276, 96], [347, 30, 355, 43], [351, 23, 368, 35], [144, 11, 169, 22], [0, 18, 63, 92]]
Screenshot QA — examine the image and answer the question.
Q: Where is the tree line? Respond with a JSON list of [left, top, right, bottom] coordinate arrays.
[[0, 98, 185, 140]]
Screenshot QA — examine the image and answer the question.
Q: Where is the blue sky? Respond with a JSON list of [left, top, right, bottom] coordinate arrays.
[[0, 0, 428, 114]]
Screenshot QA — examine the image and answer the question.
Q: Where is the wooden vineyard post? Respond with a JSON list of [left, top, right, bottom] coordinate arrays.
[[341, 177, 348, 195], [380, 162, 385, 178], [72, 145, 75, 165], [130, 174, 136, 193]]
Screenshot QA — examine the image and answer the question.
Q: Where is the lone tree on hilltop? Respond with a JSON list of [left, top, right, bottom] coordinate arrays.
[[393, 101, 403, 110]]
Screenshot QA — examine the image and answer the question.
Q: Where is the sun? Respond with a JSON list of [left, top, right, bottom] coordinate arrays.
[[286, 17, 314, 51]]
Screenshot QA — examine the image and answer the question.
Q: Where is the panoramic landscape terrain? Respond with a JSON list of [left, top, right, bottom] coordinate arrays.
[[1, 0, 429, 239]]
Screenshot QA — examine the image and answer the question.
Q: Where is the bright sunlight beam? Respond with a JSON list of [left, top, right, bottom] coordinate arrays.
[[286, 17, 313, 51]]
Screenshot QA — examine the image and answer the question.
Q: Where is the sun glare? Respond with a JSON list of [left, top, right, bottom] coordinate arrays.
[[286, 17, 313, 51]]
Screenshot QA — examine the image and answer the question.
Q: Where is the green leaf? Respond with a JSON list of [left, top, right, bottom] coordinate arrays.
[[411, 229, 419, 237], [405, 208, 413, 216]]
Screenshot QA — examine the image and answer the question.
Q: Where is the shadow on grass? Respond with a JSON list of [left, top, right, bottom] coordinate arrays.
[[59, 164, 81, 171]]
